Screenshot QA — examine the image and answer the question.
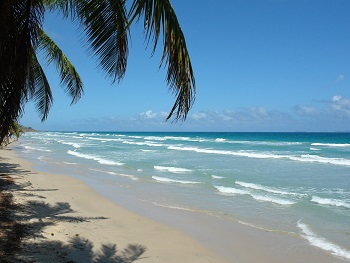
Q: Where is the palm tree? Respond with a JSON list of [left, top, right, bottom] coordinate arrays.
[[0, 0, 196, 144], [0, 121, 23, 147]]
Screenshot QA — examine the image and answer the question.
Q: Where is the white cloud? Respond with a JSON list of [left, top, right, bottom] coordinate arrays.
[[330, 95, 350, 116], [332, 95, 342, 102], [139, 110, 168, 120], [140, 110, 156, 119], [294, 105, 318, 116], [182, 107, 294, 131], [336, 74, 345, 82], [190, 112, 207, 120], [249, 107, 269, 118], [42, 97, 350, 132]]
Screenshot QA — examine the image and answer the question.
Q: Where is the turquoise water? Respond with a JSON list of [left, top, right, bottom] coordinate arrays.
[[16, 132, 350, 261]]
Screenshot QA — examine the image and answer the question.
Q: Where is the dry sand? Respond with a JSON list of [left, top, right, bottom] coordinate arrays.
[[0, 146, 344, 263]]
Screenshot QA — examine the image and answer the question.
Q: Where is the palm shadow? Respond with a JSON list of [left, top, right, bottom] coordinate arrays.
[[0, 155, 147, 262], [22, 236, 146, 263]]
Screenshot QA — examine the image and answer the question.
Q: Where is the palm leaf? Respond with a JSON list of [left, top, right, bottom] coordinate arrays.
[[49, 0, 129, 83], [79, 0, 129, 83], [129, 0, 196, 121], [0, 0, 44, 143], [38, 28, 84, 104], [43, 0, 78, 19], [26, 49, 54, 121]]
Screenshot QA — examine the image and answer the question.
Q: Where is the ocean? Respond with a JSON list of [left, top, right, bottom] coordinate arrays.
[[15, 132, 350, 261]]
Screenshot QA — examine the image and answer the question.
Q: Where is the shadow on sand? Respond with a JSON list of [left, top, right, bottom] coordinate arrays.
[[0, 154, 147, 263]]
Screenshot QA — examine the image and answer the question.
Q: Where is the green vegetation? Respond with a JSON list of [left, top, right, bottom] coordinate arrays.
[[0, 0, 195, 145], [0, 122, 24, 147]]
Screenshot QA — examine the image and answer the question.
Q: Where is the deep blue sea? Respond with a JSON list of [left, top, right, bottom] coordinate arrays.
[[16, 132, 350, 261]]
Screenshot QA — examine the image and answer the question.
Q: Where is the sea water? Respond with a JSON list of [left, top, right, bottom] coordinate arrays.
[[15, 132, 350, 261]]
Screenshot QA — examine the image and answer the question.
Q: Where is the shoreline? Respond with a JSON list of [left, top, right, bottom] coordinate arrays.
[[2, 145, 345, 262], [1, 146, 228, 262]]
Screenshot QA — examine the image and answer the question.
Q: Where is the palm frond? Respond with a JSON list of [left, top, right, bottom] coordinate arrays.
[[129, 0, 196, 121], [26, 49, 54, 121], [44, 0, 130, 83], [38, 29, 84, 104], [79, 0, 129, 83], [43, 0, 80, 20], [0, 0, 44, 143]]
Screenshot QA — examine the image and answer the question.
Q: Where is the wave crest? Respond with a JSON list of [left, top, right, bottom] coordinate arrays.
[[298, 221, 350, 260]]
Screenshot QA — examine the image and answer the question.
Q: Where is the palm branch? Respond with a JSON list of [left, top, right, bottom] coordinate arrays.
[[0, 0, 196, 144], [37, 29, 84, 106], [128, 0, 196, 121], [0, 0, 84, 143], [0, 0, 44, 143], [50, 0, 196, 120]]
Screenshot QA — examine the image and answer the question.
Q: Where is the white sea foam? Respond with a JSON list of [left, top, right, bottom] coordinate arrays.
[[89, 169, 137, 181], [58, 140, 82, 148], [168, 146, 350, 166], [163, 136, 207, 142], [311, 143, 350, 147], [67, 150, 124, 166], [228, 140, 303, 146], [127, 136, 142, 139], [143, 136, 167, 141], [215, 138, 226, 142], [310, 147, 320, 151], [168, 145, 290, 159], [123, 141, 165, 147], [290, 155, 350, 166], [235, 181, 305, 197], [214, 186, 296, 205], [214, 186, 249, 195], [211, 175, 224, 179], [118, 173, 138, 181], [152, 176, 201, 184], [311, 196, 350, 209], [37, 156, 46, 161], [163, 136, 191, 141], [250, 194, 296, 205], [24, 145, 51, 152], [298, 221, 350, 260], [85, 137, 123, 142], [140, 149, 155, 152], [154, 166, 192, 173], [113, 134, 126, 137]]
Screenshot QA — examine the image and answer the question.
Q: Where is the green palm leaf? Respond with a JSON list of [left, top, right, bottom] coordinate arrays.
[[38, 29, 84, 104], [80, 0, 129, 83], [0, 0, 197, 145], [129, 0, 196, 121], [0, 0, 45, 143], [49, 0, 129, 83], [26, 48, 54, 121]]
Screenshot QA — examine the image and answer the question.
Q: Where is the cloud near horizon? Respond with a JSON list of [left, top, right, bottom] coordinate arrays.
[[119, 95, 350, 131], [61, 95, 350, 131], [22, 96, 350, 132]]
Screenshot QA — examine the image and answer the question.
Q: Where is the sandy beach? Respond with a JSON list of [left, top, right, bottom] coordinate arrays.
[[0, 145, 345, 263], [1, 147, 228, 263]]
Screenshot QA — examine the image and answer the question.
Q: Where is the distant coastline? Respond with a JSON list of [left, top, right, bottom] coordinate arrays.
[[20, 126, 37, 133]]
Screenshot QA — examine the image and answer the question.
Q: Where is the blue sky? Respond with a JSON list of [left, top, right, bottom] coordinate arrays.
[[20, 0, 350, 132]]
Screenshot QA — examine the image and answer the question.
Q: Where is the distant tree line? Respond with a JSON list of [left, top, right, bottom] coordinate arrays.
[[0, 122, 24, 147]]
